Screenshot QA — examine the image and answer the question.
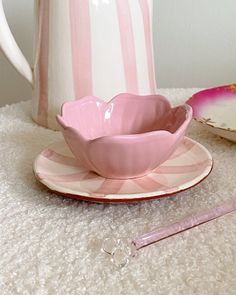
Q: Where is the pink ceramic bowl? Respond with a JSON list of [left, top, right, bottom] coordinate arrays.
[[57, 94, 192, 179]]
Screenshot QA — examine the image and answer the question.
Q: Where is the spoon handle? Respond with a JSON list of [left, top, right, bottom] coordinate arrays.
[[133, 201, 236, 250]]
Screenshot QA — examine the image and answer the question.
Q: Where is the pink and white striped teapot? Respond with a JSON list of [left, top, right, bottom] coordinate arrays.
[[0, 0, 156, 130]]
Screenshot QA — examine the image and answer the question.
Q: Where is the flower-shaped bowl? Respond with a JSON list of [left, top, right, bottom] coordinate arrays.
[[57, 94, 192, 179]]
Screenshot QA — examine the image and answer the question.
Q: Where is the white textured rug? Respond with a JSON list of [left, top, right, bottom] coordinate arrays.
[[0, 89, 236, 295]]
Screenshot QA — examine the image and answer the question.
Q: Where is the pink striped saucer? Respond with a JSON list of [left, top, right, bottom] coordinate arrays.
[[33, 137, 213, 203]]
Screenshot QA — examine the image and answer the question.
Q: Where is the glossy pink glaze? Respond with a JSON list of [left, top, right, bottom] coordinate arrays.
[[57, 94, 192, 179], [186, 85, 236, 117]]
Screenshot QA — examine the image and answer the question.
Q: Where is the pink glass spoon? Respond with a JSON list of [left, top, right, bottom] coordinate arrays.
[[102, 201, 236, 267], [132, 201, 236, 250]]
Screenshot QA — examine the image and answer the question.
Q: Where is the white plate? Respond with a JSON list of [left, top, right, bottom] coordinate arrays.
[[187, 85, 236, 142]]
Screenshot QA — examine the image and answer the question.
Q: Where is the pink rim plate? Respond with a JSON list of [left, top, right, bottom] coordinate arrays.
[[33, 137, 213, 203], [187, 84, 236, 142]]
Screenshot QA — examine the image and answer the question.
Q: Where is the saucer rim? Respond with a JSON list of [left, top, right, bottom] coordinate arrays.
[[34, 164, 213, 203], [33, 137, 213, 203]]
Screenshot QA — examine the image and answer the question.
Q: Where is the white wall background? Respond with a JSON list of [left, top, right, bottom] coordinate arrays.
[[0, 0, 236, 107]]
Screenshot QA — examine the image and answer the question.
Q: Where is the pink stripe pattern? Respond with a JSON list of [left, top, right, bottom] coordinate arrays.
[[94, 179, 124, 195], [139, 0, 156, 93], [70, 0, 93, 98], [169, 138, 195, 160], [32, 1, 158, 130], [38, 171, 96, 183], [34, 137, 213, 202], [154, 159, 212, 174], [37, 0, 50, 127], [133, 176, 168, 192], [116, 0, 139, 93], [42, 149, 81, 167]]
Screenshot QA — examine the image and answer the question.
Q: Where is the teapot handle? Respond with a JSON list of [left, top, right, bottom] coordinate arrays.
[[0, 0, 33, 85]]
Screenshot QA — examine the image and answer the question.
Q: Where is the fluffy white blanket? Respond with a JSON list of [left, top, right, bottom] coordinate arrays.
[[0, 89, 235, 295]]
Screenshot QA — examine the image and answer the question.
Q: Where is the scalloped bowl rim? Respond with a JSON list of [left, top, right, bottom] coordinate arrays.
[[57, 93, 193, 142]]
